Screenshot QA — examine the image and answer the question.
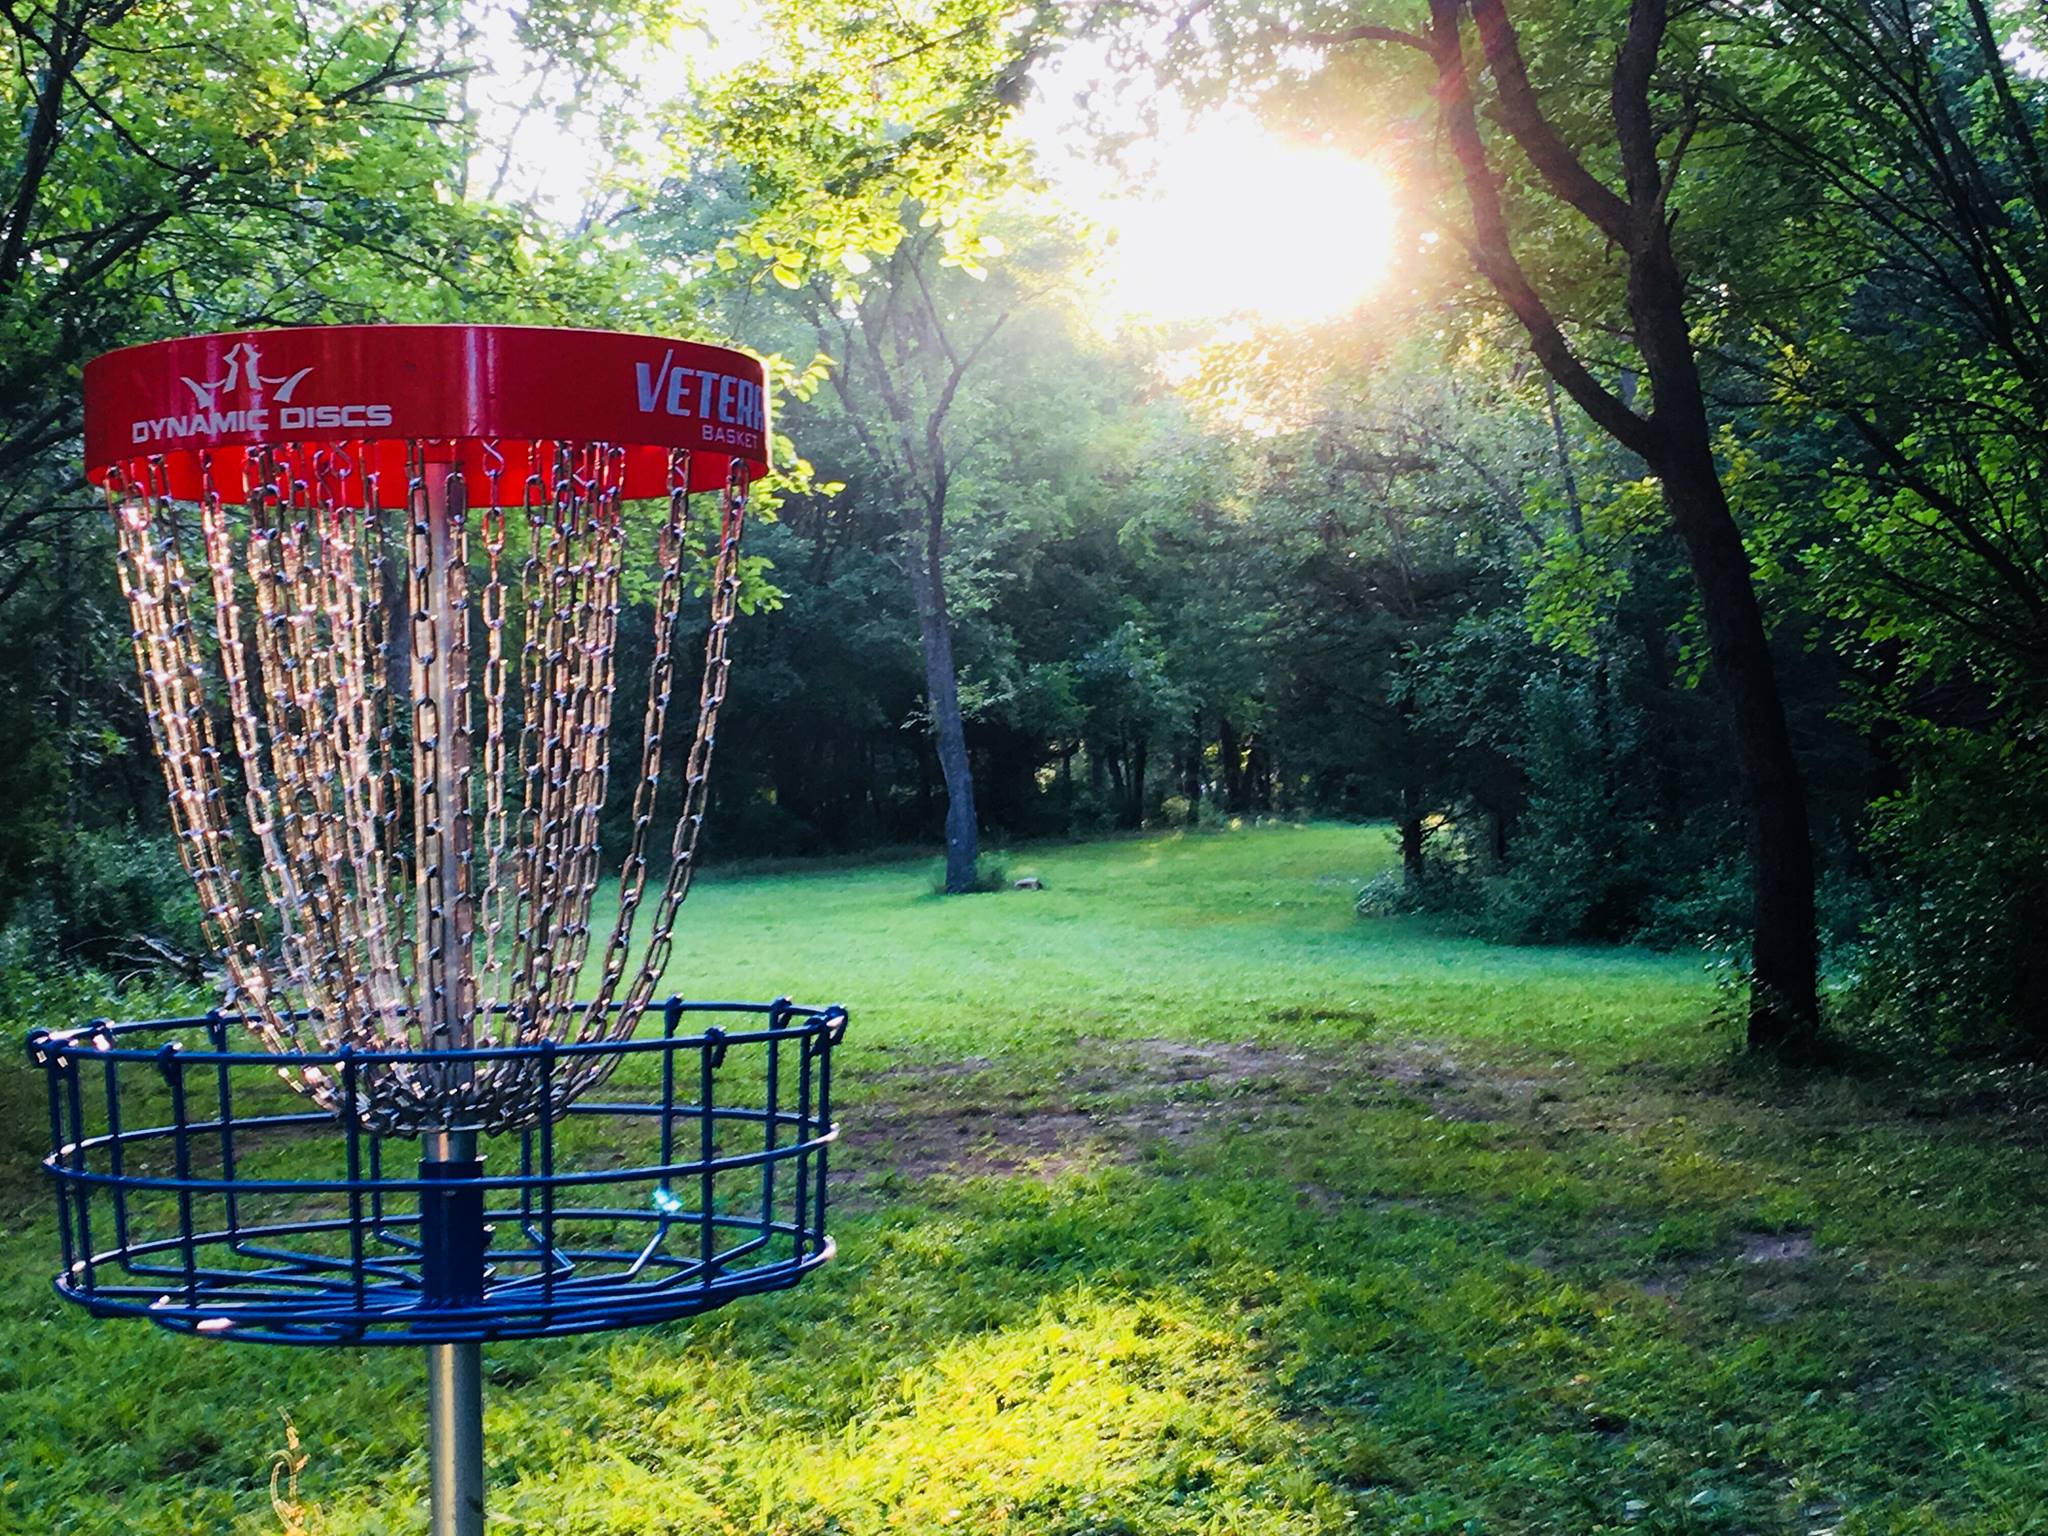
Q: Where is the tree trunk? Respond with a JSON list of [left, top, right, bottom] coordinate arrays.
[[1484, 803, 1508, 872], [1399, 785, 1426, 889], [1655, 446, 1819, 1053], [1218, 718, 1247, 813], [904, 506, 978, 894], [1432, 0, 1821, 1057], [1629, 223, 1819, 1055], [1128, 736, 1148, 826]]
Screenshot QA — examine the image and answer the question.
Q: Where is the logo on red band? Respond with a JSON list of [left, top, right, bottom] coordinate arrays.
[[130, 339, 396, 448], [633, 347, 767, 450]]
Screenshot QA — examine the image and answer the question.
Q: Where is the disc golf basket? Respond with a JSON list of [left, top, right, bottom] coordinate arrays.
[[25, 326, 847, 1536]]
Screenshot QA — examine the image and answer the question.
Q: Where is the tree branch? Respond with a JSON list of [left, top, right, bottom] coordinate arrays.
[[1465, 0, 1633, 243], [1612, 0, 1667, 212], [1286, 21, 1432, 52], [1429, 0, 1652, 457]]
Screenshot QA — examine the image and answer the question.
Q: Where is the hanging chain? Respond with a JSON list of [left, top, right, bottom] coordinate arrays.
[[109, 441, 756, 1135]]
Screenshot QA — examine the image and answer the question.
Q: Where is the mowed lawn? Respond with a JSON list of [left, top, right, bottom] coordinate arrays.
[[4, 823, 2048, 1534]]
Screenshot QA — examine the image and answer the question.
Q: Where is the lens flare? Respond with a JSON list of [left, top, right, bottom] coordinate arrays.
[[1086, 113, 1399, 328]]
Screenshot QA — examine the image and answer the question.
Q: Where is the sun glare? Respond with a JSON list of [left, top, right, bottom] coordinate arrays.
[[1079, 113, 1399, 329]]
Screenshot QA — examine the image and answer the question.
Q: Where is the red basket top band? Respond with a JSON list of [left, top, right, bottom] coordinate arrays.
[[84, 324, 772, 505]]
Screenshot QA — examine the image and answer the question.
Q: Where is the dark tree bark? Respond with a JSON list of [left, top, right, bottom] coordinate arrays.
[[904, 514, 979, 891], [1648, 415, 1816, 1050], [1483, 803, 1509, 872], [1416, 0, 1819, 1053], [1400, 785, 1426, 888], [1219, 718, 1248, 813]]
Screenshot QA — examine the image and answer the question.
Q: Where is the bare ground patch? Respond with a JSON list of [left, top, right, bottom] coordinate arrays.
[[837, 1037, 1343, 1200], [838, 1035, 1563, 1201], [846, 1099, 1104, 1195], [1640, 1228, 1819, 1298], [1368, 1040, 1562, 1124]]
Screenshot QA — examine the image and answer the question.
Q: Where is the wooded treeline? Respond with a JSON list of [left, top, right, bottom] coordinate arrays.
[[4, 0, 2046, 1057]]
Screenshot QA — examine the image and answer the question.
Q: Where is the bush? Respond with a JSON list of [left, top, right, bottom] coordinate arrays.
[[1845, 726, 2048, 1053], [709, 795, 824, 860], [0, 934, 209, 1169], [1477, 678, 1665, 942], [1391, 675, 1748, 952], [51, 826, 204, 969], [1633, 855, 1750, 954], [929, 849, 1010, 894], [1066, 790, 1119, 837], [1354, 870, 1423, 919]]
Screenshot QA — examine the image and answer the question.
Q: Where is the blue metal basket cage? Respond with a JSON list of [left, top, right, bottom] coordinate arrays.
[[26, 997, 846, 1346]]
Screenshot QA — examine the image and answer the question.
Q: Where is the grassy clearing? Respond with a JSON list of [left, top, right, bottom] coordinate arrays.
[[4, 823, 2048, 1534]]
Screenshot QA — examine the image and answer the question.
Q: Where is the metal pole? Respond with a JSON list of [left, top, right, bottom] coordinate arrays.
[[420, 461, 484, 1536], [426, 1347, 484, 1533], [424, 1128, 484, 1536]]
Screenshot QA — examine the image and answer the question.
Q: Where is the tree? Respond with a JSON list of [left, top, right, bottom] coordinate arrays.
[[1702, 0, 2048, 1046], [1105, 0, 1821, 1053], [804, 233, 1014, 890], [1715, 0, 2048, 693], [0, 0, 705, 940], [680, 0, 1047, 890]]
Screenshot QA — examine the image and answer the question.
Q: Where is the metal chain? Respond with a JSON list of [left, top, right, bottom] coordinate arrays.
[[110, 441, 755, 1135]]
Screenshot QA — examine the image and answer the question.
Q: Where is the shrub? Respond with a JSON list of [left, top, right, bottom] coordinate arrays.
[[1633, 855, 1750, 954], [710, 795, 823, 859], [0, 937, 209, 1167], [1066, 791, 1119, 837], [929, 849, 1011, 894], [1354, 870, 1422, 919], [51, 826, 204, 970], [1845, 726, 2048, 1053]]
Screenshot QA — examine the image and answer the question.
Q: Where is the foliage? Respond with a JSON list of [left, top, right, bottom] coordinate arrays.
[[1850, 727, 2048, 1052], [42, 824, 205, 969], [1352, 867, 1422, 919], [0, 0, 716, 965], [0, 934, 205, 1168], [685, 0, 1044, 294], [2, 0, 2046, 1063]]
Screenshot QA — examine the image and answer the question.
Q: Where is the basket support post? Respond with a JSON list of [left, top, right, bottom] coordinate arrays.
[[418, 453, 485, 1536], [423, 1128, 485, 1536], [427, 1337, 484, 1536]]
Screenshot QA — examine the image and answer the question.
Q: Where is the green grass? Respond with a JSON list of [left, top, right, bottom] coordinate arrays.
[[5, 823, 2048, 1534]]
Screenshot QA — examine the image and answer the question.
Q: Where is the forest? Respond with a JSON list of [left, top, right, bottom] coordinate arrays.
[[5, 0, 2043, 1064]]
